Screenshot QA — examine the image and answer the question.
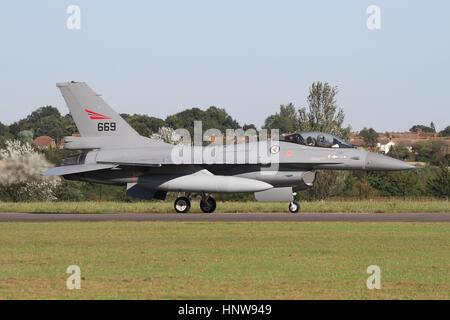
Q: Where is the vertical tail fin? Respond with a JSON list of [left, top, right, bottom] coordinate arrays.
[[56, 82, 139, 137]]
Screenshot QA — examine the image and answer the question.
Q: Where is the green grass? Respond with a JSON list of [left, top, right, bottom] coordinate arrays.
[[0, 222, 448, 299], [0, 200, 448, 213]]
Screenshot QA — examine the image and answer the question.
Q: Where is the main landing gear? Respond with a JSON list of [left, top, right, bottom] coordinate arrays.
[[174, 196, 191, 213], [174, 193, 216, 214], [200, 196, 216, 213]]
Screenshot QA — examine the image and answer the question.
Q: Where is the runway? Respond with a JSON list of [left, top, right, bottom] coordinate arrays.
[[0, 212, 449, 222]]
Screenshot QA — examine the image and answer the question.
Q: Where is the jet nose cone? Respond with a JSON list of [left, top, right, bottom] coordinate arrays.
[[365, 152, 415, 171]]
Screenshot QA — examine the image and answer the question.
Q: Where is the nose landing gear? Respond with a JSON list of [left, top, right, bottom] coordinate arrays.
[[288, 201, 300, 213]]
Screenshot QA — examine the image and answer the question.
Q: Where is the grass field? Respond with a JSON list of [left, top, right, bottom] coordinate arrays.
[[0, 199, 448, 213], [0, 222, 448, 299]]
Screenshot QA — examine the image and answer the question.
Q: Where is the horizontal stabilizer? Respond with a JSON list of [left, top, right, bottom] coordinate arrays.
[[41, 164, 116, 176]]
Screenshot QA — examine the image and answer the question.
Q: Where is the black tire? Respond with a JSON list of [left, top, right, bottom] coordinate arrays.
[[174, 197, 191, 213], [200, 197, 216, 213], [289, 201, 300, 213]]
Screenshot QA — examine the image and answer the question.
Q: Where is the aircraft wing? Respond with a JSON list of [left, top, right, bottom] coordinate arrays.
[[41, 164, 116, 176]]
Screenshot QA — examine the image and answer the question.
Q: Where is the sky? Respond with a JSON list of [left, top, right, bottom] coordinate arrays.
[[0, 0, 449, 132]]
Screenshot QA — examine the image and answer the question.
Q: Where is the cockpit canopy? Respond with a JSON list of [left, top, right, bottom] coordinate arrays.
[[281, 132, 354, 148]]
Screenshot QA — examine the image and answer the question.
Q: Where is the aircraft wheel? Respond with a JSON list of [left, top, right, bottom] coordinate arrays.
[[289, 201, 300, 213], [174, 197, 191, 213], [200, 197, 216, 213]]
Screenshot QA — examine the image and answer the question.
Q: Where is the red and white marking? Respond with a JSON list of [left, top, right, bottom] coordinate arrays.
[[85, 109, 111, 120]]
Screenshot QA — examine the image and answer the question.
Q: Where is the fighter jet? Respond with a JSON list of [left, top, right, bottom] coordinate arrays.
[[42, 82, 415, 213]]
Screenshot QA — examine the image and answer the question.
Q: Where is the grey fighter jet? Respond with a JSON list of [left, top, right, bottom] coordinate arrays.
[[42, 82, 414, 213]]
